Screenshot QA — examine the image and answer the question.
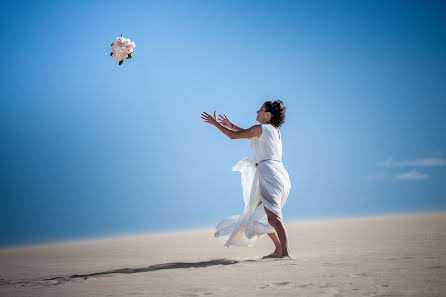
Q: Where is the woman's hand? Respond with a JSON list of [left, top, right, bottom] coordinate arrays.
[[218, 113, 233, 129], [201, 110, 260, 139], [201, 111, 218, 126]]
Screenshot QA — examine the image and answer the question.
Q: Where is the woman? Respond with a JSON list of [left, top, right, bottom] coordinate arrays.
[[201, 100, 292, 259]]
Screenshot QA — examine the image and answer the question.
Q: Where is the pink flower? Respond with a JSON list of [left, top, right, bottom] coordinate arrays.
[[110, 36, 135, 64]]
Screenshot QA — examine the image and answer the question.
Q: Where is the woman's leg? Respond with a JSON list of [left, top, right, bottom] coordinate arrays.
[[264, 206, 291, 257], [267, 232, 282, 255], [258, 201, 282, 257]]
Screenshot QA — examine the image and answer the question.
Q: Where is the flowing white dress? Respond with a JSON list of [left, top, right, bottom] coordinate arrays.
[[215, 123, 291, 247]]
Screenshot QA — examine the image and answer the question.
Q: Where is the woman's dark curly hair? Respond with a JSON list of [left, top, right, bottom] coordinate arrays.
[[264, 100, 286, 128]]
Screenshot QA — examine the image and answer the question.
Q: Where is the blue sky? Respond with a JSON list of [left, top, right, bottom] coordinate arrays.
[[1, 0, 445, 247]]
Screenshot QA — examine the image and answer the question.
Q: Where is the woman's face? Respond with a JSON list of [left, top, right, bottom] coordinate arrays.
[[256, 104, 271, 123]]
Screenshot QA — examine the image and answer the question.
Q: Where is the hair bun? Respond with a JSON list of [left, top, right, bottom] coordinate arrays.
[[264, 100, 286, 128]]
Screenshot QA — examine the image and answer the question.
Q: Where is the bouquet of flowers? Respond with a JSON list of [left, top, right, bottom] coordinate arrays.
[[110, 34, 135, 65]]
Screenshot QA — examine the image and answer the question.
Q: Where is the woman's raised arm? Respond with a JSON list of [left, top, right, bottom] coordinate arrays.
[[218, 114, 244, 131], [201, 111, 262, 139]]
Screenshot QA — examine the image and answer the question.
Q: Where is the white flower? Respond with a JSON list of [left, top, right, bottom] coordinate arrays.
[[110, 35, 135, 65]]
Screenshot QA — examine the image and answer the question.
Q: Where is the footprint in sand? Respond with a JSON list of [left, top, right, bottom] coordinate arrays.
[[322, 262, 339, 266], [386, 256, 414, 260], [319, 283, 337, 288], [182, 288, 213, 296], [348, 272, 368, 277], [274, 281, 291, 286], [322, 274, 336, 277], [296, 283, 315, 288], [260, 281, 292, 289]]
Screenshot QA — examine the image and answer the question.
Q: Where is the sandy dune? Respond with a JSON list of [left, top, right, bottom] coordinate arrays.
[[1, 211, 445, 297]]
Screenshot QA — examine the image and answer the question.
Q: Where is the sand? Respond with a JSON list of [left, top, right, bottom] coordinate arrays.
[[1, 211, 445, 297]]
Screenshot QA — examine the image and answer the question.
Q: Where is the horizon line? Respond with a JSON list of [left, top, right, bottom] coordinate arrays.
[[1, 209, 445, 250]]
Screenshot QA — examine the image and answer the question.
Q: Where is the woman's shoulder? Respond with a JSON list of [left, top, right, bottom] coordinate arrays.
[[255, 124, 279, 139], [246, 124, 263, 139], [260, 123, 275, 131]]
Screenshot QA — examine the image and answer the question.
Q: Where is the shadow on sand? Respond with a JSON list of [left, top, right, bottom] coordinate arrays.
[[44, 259, 239, 282]]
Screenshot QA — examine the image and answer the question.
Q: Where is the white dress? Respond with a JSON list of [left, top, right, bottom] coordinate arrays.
[[215, 123, 291, 247]]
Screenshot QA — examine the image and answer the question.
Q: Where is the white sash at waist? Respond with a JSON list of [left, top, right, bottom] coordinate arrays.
[[255, 158, 281, 166]]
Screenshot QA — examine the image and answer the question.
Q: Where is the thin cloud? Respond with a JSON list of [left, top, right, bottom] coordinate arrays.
[[378, 157, 446, 168], [393, 170, 430, 181]]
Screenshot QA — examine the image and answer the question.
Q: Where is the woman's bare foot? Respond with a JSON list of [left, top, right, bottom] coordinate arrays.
[[261, 252, 281, 259], [280, 255, 294, 259]]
